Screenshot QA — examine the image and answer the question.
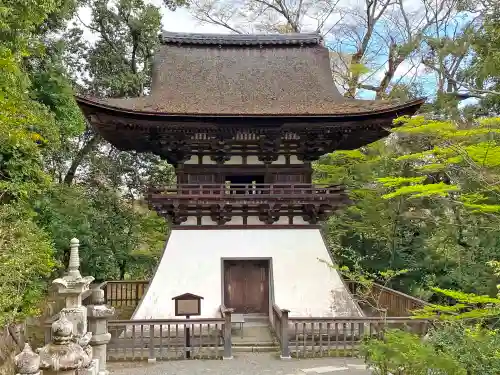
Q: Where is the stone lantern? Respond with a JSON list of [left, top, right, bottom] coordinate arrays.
[[38, 311, 93, 375], [14, 344, 40, 375], [52, 238, 94, 338]]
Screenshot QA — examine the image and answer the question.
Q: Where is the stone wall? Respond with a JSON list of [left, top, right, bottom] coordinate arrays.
[[0, 327, 18, 375]]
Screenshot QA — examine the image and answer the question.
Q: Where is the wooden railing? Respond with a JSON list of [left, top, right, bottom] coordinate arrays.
[[271, 304, 283, 342], [81, 280, 149, 307], [101, 280, 149, 307], [107, 318, 226, 361], [45, 279, 435, 361], [149, 183, 344, 199], [346, 281, 432, 316], [87, 280, 430, 318], [287, 316, 430, 358]]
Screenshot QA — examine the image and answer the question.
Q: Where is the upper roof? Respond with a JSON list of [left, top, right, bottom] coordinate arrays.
[[76, 31, 424, 117]]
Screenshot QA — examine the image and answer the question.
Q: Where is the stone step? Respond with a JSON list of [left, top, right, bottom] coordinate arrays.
[[243, 314, 269, 323], [233, 341, 276, 347], [232, 345, 279, 353]]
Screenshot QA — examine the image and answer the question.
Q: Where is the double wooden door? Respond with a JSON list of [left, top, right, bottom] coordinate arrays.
[[224, 260, 269, 314]]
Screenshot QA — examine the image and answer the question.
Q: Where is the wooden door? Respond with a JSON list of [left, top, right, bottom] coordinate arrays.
[[224, 260, 269, 314]]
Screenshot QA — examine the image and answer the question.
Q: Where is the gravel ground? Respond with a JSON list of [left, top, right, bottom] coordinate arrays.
[[108, 353, 372, 375]]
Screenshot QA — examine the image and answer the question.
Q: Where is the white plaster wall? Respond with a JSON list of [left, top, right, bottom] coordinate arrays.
[[289, 155, 303, 164], [179, 216, 311, 225], [132, 229, 362, 320], [183, 155, 304, 165], [201, 155, 217, 164], [224, 155, 243, 165], [246, 155, 264, 165], [184, 155, 199, 164]]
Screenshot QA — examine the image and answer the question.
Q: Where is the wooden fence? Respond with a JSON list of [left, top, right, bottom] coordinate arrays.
[[44, 306, 235, 362], [287, 316, 430, 358], [44, 280, 434, 361], [107, 318, 226, 361], [270, 304, 430, 358], [81, 280, 149, 307], [346, 281, 431, 316]]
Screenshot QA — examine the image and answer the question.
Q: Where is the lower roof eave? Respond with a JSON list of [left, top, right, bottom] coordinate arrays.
[[75, 95, 426, 121]]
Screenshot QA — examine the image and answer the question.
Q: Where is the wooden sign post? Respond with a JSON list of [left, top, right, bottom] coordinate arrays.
[[172, 293, 204, 359]]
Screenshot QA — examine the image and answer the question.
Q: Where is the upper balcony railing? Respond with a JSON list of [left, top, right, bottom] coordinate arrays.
[[148, 183, 346, 200]]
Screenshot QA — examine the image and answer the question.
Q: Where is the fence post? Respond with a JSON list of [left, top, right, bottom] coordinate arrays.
[[280, 309, 291, 359], [223, 308, 233, 360], [148, 324, 156, 363]]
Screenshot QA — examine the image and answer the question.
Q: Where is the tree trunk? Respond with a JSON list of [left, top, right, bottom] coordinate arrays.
[[63, 133, 100, 185]]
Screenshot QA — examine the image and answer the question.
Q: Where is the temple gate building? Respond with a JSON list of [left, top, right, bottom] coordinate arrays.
[[76, 32, 424, 319]]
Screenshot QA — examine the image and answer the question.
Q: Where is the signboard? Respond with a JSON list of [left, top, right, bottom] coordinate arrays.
[[172, 293, 203, 317]]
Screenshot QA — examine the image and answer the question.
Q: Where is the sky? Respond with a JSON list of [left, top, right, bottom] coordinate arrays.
[[78, 2, 230, 43]]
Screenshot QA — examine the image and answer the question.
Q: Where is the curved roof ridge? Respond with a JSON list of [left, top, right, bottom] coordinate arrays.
[[159, 31, 323, 46]]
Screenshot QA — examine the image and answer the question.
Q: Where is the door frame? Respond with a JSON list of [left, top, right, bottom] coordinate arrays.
[[220, 257, 274, 316]]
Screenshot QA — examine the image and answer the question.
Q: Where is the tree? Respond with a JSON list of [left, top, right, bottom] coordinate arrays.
[[319, 114, 500, 298], [34, 184, 168, 281], [188, 0, 473, 100], [0, 0, 76, 325]]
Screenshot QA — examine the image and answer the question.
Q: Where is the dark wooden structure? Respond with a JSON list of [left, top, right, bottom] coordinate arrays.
[[223, 259, 269, 314], [76, 31, 424, 227]]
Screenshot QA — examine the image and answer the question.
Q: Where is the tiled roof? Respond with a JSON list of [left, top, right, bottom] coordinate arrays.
[[159, 31, 323, 46], [77, 31, 424, 117]]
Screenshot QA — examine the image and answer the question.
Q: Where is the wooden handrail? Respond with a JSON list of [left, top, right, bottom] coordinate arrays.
[[272, 304, 283, 319], [109, 318, 224, 325], [149, 183, 345, 197], [345, 279, 432, 316], [371, 282, 432, 307], [288, 316, 430, 322]]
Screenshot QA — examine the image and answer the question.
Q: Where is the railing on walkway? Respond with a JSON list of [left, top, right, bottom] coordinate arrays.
[[95, 280, 149, 307], [107, 318, 226, 361], [148, 183, 345, 200], [346, 281, 432, 316], [287, 316, 430, 358], [270, 304, 291, 358], [45, 314, 233, 362], [46, 279, 434, 361]]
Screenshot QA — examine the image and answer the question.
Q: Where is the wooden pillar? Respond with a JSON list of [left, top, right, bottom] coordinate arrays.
[[280, 309, 291, 359], [223, 309, 233, 360], [176, 162, 187, 185]]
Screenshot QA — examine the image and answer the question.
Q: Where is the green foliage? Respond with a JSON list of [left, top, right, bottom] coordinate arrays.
[[361, 329, 464, 375], [0, 0, 172, 328], [363, 324, 500, 375], [380, 116, 500, 214], [34, 184, 167, 280], [429, 323, 500, 375], [0, 0, 64, 325], [319, 114, 500, 298], [79, 0, 162, 97], [413, 287, 500, 320], [0, 204, 55, 326]]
